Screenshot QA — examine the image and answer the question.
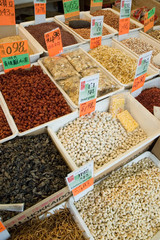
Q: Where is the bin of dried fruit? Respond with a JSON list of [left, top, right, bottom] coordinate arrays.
[[48, 93, 160, 179], [40, 48, 122, 109], [88, 8, 143, 32], [9, 203, 87, 240], [0, 65, 72, 134], [70, 152, 160, 240], [20, 19, 83, 54], [0, 131, 71, 222]]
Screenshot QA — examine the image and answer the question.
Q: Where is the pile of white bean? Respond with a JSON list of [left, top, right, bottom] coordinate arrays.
[[75, 157, 160, 240], [57, 112, 147, 170]]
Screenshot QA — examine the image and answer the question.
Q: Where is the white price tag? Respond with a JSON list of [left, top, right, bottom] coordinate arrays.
[[90, 16, 104, 38], [66, 161, 94, 201], [0, 221, 10, 240], [120, 0, 132, 19]]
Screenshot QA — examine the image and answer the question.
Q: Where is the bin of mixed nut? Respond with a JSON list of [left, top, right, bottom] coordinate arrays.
[[20, 18, 83, 55], [39, 47, 123, 109], [54, 12, 117, 42], [69, 151, 160, 240], [48, 93, 160, 179]]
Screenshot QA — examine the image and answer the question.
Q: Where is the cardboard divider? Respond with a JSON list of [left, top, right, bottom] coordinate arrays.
[[54, 11, 117, 42], [0, 25, 43, 72], [19, 18, 84, 56], [3, 127, 72, 229], [48, 93, 160, 181], [80, 38, 159, 88], [38, 46, 124, 109]]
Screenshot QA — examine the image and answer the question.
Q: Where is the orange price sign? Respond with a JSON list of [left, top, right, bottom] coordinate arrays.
[[80, 99, 96, 117], [66, 161, 94, 201], [144, 8, 155, 33], [34, 3, 46, 15], [0, 221, 5, 233], [90, 36, 102, 49], [44, 28, 63, 57], [119, 17, 130, 35], [0, 40, 30, 73], [131, 73, 146, 92], [0, 0, 15, 25]]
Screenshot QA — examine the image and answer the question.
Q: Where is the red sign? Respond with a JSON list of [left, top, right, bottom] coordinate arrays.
[[0, 0, 15, 25], [90, 36, 102, 49], [80, 99, 96, 117]]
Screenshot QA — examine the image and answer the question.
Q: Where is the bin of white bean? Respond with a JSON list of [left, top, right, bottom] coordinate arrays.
[[48, 93, 160, 179], [68, 151, 160, 240]]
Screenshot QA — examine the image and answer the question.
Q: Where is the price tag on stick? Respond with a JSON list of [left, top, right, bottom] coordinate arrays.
[[79, 74, 99, 117], [0, 40, 30, 73], [66, 161, 94, 201], [34, 0, 46, 24], [90, 16, 103, 49], [44, 28, 63, 57], [131, 51, 152, 93], [0, 221, 10, 240], [0, 0, 15, 26], [144, 7, 155, 33], [63, 0, 79, 21], [119, 0, 132, 35], [90, 0, 103, 14]]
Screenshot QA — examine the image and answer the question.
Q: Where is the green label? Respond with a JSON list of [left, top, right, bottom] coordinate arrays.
[[34, 0, 46, 3], [135, 51, 152, 78], [120, 0, 131, 19], [63, 0, 79, 14], [90, 16, 103, 38], [93, 0, 102, 3], [69, 169, 92, 189], [148, 7, 155, 19], [2, 53, 30, 70]]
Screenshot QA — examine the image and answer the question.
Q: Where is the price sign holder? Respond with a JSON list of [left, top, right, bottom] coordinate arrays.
[[44, 28, 63, 57], [66, 161, 94, 201], [0, 221, 10, 240], [0, 0, 15, 26], [90, 16, 103, 49], [79, 74, 99, 117], [90, 0, 103, 14], [63, 0, 80, 21], [0, 40, 30, 73], [144, 7, 155, 33], [34, 0, 46, 24], [131, 51, 152, 93], [119, 0, 132, 36]]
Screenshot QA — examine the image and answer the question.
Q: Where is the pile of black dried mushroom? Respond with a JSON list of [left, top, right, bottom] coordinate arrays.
[[0, 133, 71, 221]]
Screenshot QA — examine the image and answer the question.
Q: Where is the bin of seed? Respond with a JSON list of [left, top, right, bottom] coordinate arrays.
[[0, 36, 34, 64], [0, 133, 71, 221], [135, 87, 160, 114], [89, 45, 137, 85], [25, 21, 77, 50], [66, 19, 110, 39], [0, 105, 12, 140], [121, 37, 160, 69], [9, 206, 86, 240], [57, 109, 147, 170], [74, 157, 160, 240], [0, 65, 71, 133], [91, 10, 137, 31], [42, 48, 118, 106], [148, 29, 160, 42]]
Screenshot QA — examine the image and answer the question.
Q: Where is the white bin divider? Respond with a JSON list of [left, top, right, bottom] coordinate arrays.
[[0, 62, 77, 137], [0, 25, 43, 72], [68, 151, 160, 240], [85, 8, 143, 34], [20, 18, 84, 56], [116, 30, 160, 73], [80, 38, 159, 88], [3, 127, 71, 229], [54, 11, 117, 42], [38, 47, 124, 109], [0, 92, 18, 144], [48, 92, 160, 180]]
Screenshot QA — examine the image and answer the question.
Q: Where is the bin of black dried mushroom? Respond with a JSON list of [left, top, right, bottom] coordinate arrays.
[[0, 105, 12, 140], [0, 66, 71, 133], [0, 133, 71, 221], [25, 22, 78, 50]]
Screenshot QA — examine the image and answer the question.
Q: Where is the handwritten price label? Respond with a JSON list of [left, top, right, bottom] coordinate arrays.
[[144, 7, 155, 33], [0, 0, 15, 25], [63, 0, 79, 20], [119, 0, 131, 35], [34, 3, 46, 15], [90, 0, 102, 13], [66, 161, 94, 201], [0, 221, 10, 240], [44, 28, 63, 56], [90, 36, 102, 49], [80, 99, 96, 117], [90, 16, 103, 49], [34, 0, 46, 24], [0, 222, 5, 233], [132, 51, 152, 93], [0, 40, 30, 73]]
